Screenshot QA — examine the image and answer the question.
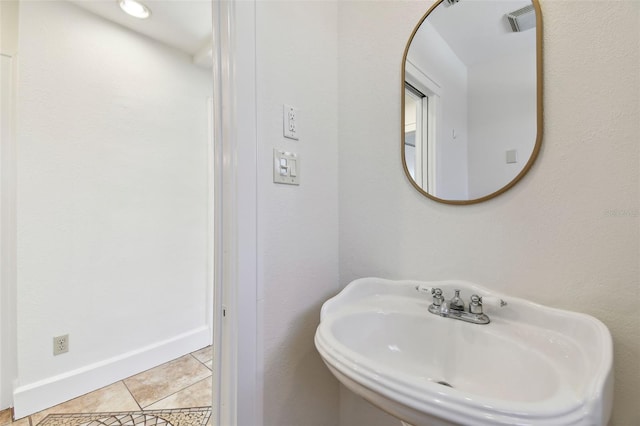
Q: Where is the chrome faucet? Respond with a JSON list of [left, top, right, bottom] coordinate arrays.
[[448, 289, 465, 312], [415, 285, 507, 325]]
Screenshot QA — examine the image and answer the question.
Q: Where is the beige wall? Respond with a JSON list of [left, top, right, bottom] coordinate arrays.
[[256, 1, 340, 425], [338, 0, 639, 425], [0, 1, 19, 56]]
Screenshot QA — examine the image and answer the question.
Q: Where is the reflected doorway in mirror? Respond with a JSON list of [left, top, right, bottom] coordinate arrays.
[[401, 0, 543, 204]]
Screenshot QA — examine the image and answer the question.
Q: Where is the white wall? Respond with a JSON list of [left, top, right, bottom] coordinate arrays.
[[407, 20, 468, 199], [14, 1, 211, 415], [255, 1, 340, 425], [338, 1, 639, 426], [467, 50, 537, 199]]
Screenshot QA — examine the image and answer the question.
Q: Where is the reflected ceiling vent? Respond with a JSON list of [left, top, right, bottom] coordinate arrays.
[[507, 5, 536, 32], [446, 0, 461, 5]]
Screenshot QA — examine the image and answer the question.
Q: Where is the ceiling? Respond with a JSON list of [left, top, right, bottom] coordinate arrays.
[[68, 0, 534, 70], [69, 0, 212, 64], [427, 0, 536, 66]]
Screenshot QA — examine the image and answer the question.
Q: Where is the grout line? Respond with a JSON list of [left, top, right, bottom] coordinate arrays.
[[190, 354, 212, 368], [122, 380, 143, 411], [189, 346, 213, 368], [125, 350, 212, 410], [144, 372, 211, 408], [141, 384, 182, 410], [144, 370, 213, 410], [140, 377, 213, 411]]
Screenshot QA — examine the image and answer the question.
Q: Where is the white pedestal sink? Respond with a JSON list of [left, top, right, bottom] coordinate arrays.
[[314, 278, 613, 426]]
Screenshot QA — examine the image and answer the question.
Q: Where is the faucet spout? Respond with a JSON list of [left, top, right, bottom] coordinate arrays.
[[448, 289, 465, 311]]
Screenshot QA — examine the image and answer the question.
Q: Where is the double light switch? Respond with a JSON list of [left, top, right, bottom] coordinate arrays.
[[273, 149, 300, 185]]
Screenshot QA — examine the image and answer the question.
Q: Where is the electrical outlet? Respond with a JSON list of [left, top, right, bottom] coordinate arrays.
[[53, 334, 69, 356], [283, 104, 299, 140]]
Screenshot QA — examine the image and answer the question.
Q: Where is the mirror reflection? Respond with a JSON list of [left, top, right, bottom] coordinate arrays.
[[402, 0, 541, 204]]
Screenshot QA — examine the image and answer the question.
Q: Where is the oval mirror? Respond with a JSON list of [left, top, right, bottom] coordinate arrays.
[[402, 0, 542, 204]]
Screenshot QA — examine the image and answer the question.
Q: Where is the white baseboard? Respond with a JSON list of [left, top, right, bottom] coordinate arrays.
[[12, 325, 211, 419]]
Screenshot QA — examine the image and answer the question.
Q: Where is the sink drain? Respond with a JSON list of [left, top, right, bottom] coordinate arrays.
[[436, 380, 453, 388]]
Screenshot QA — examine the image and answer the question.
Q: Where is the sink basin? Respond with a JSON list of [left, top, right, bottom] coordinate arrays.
[[314, 278, 613, 426]]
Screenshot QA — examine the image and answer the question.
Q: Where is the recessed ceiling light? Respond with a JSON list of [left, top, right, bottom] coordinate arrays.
[[118, 0, 151, 19]]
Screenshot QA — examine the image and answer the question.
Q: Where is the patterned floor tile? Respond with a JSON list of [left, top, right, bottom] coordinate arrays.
[[36, 407, 211, 426]]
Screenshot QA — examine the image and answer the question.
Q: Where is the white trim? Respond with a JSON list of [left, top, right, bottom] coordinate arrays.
[[210, 1, 226, 420], [405, 60, 442, 195], [211, 0, 260, 425], [425, 95, 439, 195], [13, 326, 210, 419], [1, 51, 18, 412], [405, 59, 442, 97], [210, 1, 232, 423], [233, 1, 260, 420], [206, 96, 215, 346], [405, 87, 424, 187]]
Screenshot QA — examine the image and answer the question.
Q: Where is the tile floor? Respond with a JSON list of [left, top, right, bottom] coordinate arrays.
[[0, 346, 213, 426]]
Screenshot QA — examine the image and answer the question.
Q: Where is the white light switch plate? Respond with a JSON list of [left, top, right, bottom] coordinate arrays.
[[273, 149, 300, 185]]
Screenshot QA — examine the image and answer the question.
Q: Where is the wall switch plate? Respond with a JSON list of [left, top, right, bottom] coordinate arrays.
[[53, 334, 69, 355], [506, 149, 518, 164], [283, 104, 299, 140], [273, 149, 300, 185]]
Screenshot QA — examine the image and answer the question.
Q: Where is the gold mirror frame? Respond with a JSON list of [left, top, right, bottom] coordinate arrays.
[[401, 0, 543, 205]]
